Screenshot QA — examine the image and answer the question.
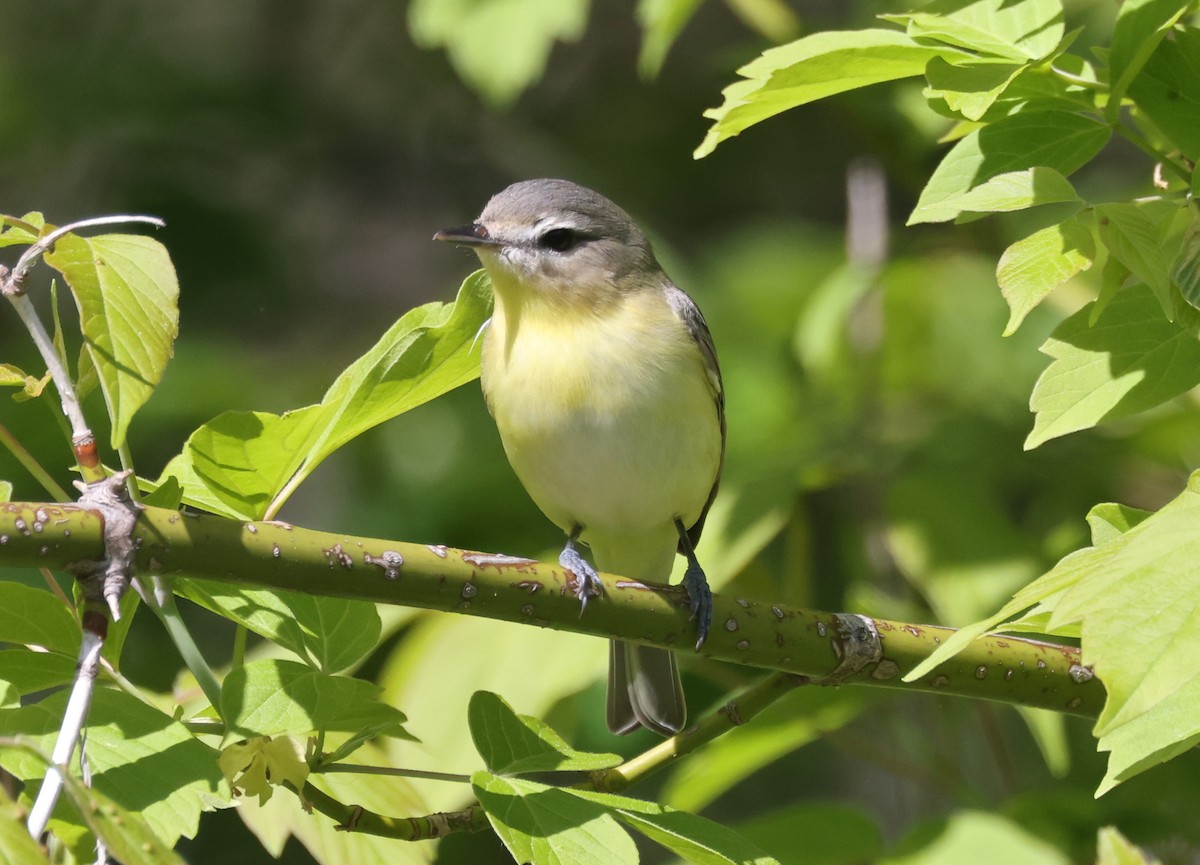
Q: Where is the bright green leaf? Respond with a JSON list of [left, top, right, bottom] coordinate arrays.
[[0, 583, 80, 655], [696, 30, 963, 158], [948, 167, 1078, 215], [1026, 284, 1200, 448], [178, 580, 381, 674], [221, 659, 412, 740], [924, 57, 1027, 121], [0, 213, 44, 248], [472, 772, 638, 865], [909, 111, 1108, 224], [43, 233, 179, 448], [408, 0, 590, 107], [998, 214, 1095, 335], [1086, 502, 1153, 546], [155, 272, 491, 519], [154, 407, 322, 519], [467, 691, 621, 775], [1045, 473, 1200, 793], [884, 0, 1065, 61], [569, 787, 780, 865], [0, 688, 225, 847], [1095, 203, 1176, 316], [0, 480, 11, 502], [1128, 27, 1200, 161]]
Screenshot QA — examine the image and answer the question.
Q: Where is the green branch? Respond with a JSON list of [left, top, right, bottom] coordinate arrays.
[[0, 501, 1105, 717]]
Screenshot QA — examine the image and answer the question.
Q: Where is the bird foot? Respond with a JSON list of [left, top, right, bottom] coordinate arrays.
[[559, 540, 603, 614], [683, 562, 712, 650]]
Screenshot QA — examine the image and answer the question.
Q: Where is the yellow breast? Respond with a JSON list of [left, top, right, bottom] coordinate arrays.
[[480, 284, 721, 545]]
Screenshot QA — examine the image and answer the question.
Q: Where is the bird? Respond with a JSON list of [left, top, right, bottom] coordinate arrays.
[[434, 178, 724, 736]]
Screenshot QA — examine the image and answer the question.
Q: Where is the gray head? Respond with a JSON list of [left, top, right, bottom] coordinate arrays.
[[435, 179, 664, 304]]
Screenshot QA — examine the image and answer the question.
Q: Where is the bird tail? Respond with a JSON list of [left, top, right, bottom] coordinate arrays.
[[607, 641, 685, 735], [593, 534, 686, 736]]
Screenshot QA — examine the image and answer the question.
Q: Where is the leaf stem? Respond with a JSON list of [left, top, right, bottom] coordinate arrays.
[[314, 763, 472, 783]]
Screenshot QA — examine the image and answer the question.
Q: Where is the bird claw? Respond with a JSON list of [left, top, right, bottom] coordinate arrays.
[[559, 542, 603, 615], [683, 562, 712, 650]]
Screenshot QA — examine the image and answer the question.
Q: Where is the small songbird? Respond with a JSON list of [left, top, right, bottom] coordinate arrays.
[[435, 179, 724, 735]]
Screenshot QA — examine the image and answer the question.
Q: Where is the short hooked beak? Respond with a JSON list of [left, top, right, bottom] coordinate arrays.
[[433, 222, 503, 248]]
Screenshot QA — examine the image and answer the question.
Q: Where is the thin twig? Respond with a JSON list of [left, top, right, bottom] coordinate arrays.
[[314, 763, 472, 784], [26, 630, 104, 838]]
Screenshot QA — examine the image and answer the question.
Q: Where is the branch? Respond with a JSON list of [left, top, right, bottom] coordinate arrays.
[[0, 501, 1105, 717]]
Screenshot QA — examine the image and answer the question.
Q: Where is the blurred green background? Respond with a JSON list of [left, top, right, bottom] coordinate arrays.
[[4, 1, 1200, 863]]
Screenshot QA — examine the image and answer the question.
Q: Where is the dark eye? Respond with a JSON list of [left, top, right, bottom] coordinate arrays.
[[539, 227, 580, 252]]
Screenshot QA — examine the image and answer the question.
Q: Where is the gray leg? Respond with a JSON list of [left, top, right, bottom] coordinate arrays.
[[674, 519, 712, 650], [559, 525, 603, 613]]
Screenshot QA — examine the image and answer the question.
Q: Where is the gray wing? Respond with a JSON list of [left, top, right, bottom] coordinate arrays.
[[664, 284, 725, 551]]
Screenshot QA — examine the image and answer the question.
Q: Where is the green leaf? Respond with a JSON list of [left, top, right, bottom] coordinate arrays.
[[43, 233, 179, 448], [472, 772, 638, 865], [1026, 284, 1200, 448], [1095, 826, 1162, 865], [924, 57, 1027, 121], [221, 659, 412, 740], [467, 691, 621, 775], [60, 773, 186, 865], [947, 167, 1078, 215], [881, 810, 1070, 864], [1095, 203, 1176, 316], [408, 0, 590, 107], [178, 580, 381, 674], [909, 111, 1108, 224], [636, 0, 704, 78], [998, 215, 1095, 335], [0, 583, 80, 655], [695, 30, 962, 158], [0, 213, 44, 248], [883, 0, 1065, 61], [0, 688, 224, 847], [0, 480, 11, 502], [1107, 0, 1193, 113], [1085, 502, 1152, 546], [1045, 473, 1200, 793], [568, 787, 780, 865], [154, 407, 322, 519], [156, 272, 491, 518], [1128, 26, 1200, 161], [0, 648, 77, 696], [662, 687, 868, 812]]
